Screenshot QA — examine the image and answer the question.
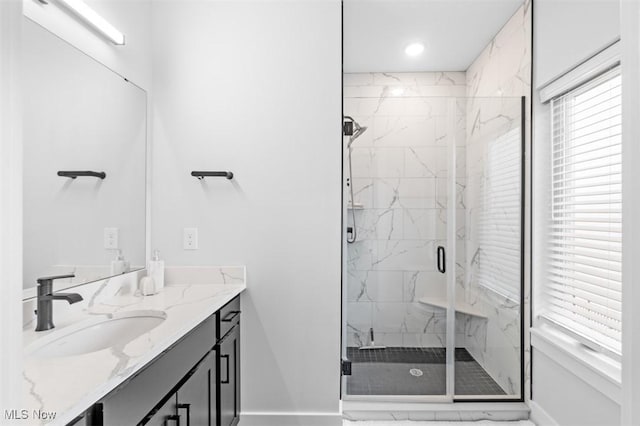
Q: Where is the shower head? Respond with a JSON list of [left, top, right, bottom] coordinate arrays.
[[344, 116, 368, 148]]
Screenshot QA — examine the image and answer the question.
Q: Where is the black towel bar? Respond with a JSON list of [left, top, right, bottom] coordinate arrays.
[[57, 171, 106, 179], [191, 171, 234, 180]]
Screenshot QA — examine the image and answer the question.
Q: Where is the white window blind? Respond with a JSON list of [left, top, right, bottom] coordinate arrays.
[[544, 66, 622, 357], [477, 127, 522, 300]]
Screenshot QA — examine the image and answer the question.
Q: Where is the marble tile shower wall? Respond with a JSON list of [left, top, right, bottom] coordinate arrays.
[[344, 72, 467, 348], [463, 1, 532, 396]]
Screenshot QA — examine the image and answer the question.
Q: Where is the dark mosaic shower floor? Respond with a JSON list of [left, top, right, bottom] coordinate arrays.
[[346, 347, 506, 396]]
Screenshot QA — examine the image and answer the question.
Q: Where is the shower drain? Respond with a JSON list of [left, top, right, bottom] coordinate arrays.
[[409, 368, 423, 377]]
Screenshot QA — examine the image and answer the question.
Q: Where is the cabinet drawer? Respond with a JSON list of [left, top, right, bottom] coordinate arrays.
[[217, 296, 240, 340], [100, 315, 216, 425]]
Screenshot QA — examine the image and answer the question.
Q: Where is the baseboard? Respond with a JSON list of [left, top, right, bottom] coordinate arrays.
[[529, 400, 559, 426], [240, 411, 343, 426]]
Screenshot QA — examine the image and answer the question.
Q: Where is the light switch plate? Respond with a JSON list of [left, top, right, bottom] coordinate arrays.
[[183, 228, 198, 250], [104, 227, 119, 249]]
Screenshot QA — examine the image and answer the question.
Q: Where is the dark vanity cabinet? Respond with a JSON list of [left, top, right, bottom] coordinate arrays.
[[77, 296, 241, 426], [142, 350, 216, 426], [176, 351, 216, 426], [144, 395, 177, 426]]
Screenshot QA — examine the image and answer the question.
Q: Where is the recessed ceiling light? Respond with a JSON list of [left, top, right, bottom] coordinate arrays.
[[405, 42, 425, 57]]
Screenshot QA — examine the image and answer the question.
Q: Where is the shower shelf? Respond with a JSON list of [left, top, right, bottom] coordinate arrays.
[[347, 202, 364, 210], [418, 296, 487, 319]]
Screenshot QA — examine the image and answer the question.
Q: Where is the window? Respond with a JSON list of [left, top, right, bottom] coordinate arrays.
[[477, 127, 522, 301], [542, 66, 622, 357]]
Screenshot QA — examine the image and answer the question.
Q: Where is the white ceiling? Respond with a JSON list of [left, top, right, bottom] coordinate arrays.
[[343, 0, 525, 73]]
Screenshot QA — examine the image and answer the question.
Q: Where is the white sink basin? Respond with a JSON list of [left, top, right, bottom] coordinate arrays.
[[26, 310, 167, 358]]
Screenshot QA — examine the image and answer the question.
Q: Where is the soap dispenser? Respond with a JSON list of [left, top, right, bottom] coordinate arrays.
[[110, 249, 129, 275], [148, 249, 165, 292]]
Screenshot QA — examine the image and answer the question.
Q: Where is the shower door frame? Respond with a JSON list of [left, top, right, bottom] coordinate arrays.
[[340, 96, 527, 403]]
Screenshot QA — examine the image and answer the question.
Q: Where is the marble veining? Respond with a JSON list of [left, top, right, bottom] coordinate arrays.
[[345, 72, 466, 348], [21, 267, 245, 426]]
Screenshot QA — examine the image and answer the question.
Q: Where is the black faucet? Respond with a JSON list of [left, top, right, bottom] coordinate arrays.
[[35, 274, 83, 332]]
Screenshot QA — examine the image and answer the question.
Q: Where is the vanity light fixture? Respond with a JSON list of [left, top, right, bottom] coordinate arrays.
[[405, 42, 425, 57], [55, 0, 125, 45]]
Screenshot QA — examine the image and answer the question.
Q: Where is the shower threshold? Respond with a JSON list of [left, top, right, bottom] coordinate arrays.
[[341, 400, 530, 422]]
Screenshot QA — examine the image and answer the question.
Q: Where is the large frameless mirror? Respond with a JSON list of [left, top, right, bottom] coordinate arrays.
[[22, 18, 147, 296]]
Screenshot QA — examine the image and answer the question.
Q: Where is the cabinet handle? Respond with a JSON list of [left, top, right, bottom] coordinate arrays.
[[165, 414, 180, 426], [177, 403, 190, 426], [221, 354, 230, 384], [437, 246, 446, 274], [221, 310, 240, 322]]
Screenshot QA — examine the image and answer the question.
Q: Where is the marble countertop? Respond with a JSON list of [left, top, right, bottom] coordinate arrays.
[[22, 282, 246, 425]]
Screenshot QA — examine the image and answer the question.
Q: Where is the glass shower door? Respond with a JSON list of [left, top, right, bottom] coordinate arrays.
[[453, 97, 524, 400], [342, 93, 460, 400]]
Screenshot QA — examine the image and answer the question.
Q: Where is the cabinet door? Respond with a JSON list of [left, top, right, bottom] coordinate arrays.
[[218, 325, 239, 426], [177, 351, 215, 426], [145, 394, 177, 426]]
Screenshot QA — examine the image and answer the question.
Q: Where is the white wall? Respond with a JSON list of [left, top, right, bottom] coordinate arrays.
[[150, 1, 342, 424], [531, 0, 621, 424], [532, 349, 621, 425], [534, 0, 619, 88], [0, 0, 24, 419]]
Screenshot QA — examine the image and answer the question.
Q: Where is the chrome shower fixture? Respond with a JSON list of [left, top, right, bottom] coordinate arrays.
[[344, 115, 369, 244], [343, 116, 368, 147]]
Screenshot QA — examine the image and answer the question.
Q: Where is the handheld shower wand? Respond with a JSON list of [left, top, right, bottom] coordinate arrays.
[[343, 116, 368, 244]]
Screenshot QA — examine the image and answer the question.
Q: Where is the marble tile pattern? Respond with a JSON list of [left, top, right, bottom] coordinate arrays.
[[342, 399, 530, 422], [342, 410, 531, 422], [344, 72, 467, 349], [464, 1, 531, 398], [21, 267, 246, 425]]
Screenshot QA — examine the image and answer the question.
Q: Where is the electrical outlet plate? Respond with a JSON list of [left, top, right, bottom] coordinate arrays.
[[183, 228, 198, 250], [104, 227, 119, 249]]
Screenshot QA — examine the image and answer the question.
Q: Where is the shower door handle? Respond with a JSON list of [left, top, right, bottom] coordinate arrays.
[[437, 246, 446, 273]]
